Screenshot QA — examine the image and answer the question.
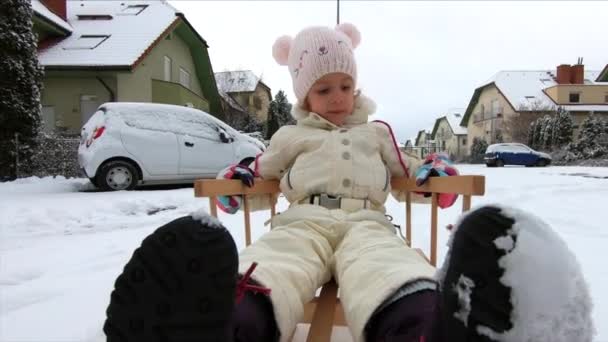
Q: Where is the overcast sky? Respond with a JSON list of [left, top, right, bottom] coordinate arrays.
[[169, 1, 607, 142]]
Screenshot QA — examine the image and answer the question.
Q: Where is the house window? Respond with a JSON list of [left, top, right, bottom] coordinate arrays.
[[569, 93, 580, 103], [253, 96, 262, 110], [120, 4, 148, 15], [604, 93, 608, 103], [179, 67, 191, 89], [462, 138, 467, 146], [63, 35, 110, 49], [164, 56, 172, 82], [492, 100, 500, 117], [480, 104, 485, 119]]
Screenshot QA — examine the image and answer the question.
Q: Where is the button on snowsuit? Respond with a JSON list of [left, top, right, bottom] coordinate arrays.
[[240, 94, 439, 342]]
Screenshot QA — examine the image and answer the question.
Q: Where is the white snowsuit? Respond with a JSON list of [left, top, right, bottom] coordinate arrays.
[[239, 94, 442, 342]]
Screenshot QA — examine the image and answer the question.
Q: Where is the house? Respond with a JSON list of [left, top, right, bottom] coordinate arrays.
[[215, 70, 272, 126], [413, 130, 437, 158], [32, 0, 223, 134], [460, 61, 608, 153], [403, 138, 416, 152], [431, 109, 468, 160]]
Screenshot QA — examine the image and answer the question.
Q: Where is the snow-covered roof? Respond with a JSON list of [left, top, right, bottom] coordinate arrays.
[[38, 1, 180, 67], [445, 109, 467, 135], [431, 108, 467, 139], [215, 71, 260, 93], [482, 70, 601, 110], [32, 0, 72, 33]]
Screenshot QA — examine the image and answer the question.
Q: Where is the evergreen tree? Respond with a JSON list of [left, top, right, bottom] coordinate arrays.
[[494, 130, 504, 143], [469, 137, 488, 163], [551, 107, 574, 148], [572, 114, 606, 159], [537, 115, 554, 150], [527, 121, 537, 147], [533, 117, 543, 149], [265, 90, 293, 139], [0, 0, 44, 179], [273, 90, 294, 127]]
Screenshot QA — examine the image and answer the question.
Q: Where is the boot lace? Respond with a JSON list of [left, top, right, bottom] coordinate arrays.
[[235, 262, 271, 304]]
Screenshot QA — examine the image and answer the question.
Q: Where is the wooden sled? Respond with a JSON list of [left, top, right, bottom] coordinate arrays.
[[194, 175, 485, 342]]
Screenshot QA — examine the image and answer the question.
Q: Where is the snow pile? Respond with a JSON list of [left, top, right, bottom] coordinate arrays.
[[0, 176, 91, 193], [485, 206, 595, 342], [191, 209, 223, 229]]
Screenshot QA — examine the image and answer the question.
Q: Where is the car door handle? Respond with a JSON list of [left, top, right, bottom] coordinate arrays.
[[184, 142, 194, 147]]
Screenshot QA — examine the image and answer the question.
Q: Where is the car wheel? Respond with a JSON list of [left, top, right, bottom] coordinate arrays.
[[536, 159, 548, 167], [495, 159, 505, 167], [486, 163, 495, 167], [97, 160, 138, 191]]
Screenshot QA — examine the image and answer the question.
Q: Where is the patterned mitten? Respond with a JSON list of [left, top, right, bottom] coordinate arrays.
[[414, 153, 459, 209], [216, 164, 255, 214]]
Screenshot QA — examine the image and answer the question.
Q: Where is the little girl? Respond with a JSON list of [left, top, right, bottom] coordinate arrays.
[[103, 24, 594, 342]]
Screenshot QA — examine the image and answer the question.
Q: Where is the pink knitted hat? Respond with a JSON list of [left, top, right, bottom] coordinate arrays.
[[272, 23, 361, 103]]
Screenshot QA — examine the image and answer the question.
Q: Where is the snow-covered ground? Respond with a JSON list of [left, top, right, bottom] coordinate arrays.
[[1, 165, 607, 341]]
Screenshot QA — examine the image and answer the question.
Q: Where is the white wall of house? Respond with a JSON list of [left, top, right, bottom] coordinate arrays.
[[465, 85, 515, 152]]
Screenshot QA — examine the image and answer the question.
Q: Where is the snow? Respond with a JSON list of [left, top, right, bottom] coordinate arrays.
[[215, 70, 261, 93], [1, 165, 608, 341], [102, 102, 238, 140], [452, 274, 475, 326], [487, 206, 596, 342], [191, 209, 223, 229], [37, 1, 179, 67], [481, 70, 607, 111], [31, 0, 72, 33]]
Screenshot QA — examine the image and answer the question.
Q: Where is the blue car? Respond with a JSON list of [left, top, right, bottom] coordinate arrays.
[[484, 143, 552, 167]]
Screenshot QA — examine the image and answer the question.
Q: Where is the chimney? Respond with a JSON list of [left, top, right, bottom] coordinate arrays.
[[40, 0, 67, 21], [571, 57, 585, 84], [556, 64, 571, 84]]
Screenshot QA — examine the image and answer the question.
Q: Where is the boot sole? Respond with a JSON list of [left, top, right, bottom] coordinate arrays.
[[441, 206, 516, 342], [103, 216, 238, 342]]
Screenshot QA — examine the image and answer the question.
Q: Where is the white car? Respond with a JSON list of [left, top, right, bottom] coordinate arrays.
[[78, 102, 265, 191]]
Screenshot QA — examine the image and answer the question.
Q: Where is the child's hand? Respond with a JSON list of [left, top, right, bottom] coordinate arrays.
[[230, 164, 255, 188]]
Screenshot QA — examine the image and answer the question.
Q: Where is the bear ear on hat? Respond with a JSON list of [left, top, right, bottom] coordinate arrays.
[[336, 23, 361, 49], [272, 35, 292, 66]]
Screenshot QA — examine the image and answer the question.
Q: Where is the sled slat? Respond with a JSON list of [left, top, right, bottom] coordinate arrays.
[[406, 191, 412, 246], [210, 197, 217, 218], [463, 194, 471, 211], [431, 193, 439, 266], [306, 279, 339, 342], [243, 195, 252, 246]]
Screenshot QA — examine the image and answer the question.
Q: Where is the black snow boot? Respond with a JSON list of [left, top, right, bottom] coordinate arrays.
[[437, 206, 514, 342], [437, 205, 594, 342], [103, 214, 239, 342]]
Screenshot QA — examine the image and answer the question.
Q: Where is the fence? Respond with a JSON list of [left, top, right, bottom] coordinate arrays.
[[1, 133, 81, 180]]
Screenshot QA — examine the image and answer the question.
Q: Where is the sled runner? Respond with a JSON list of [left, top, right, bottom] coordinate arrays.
[[194, 175, 485, 342]]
